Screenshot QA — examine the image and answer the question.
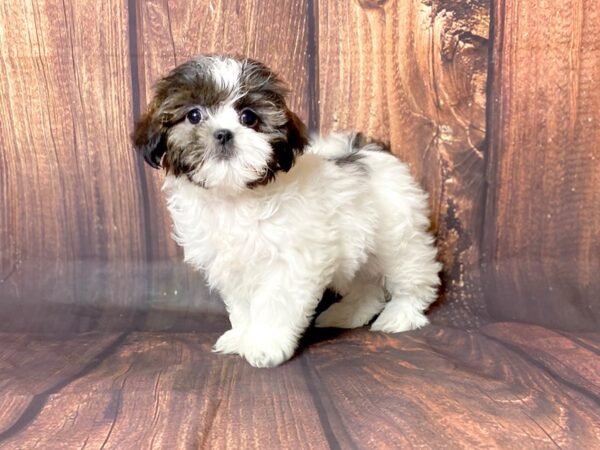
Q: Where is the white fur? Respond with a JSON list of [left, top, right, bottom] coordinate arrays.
[[208, 56, 242, 92], [163, 133, 441, 368]]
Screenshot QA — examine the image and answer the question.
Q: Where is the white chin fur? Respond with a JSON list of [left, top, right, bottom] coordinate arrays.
[[163, 132, 441, 368], [193, 135, 272, 191]]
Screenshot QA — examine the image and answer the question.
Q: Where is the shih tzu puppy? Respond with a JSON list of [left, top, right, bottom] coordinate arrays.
[[133, 55, 441, 368]]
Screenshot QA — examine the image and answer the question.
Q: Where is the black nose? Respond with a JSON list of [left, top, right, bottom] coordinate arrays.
[[214, 129, 233, 144]]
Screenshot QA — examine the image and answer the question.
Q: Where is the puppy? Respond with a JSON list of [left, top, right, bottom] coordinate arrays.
[[133, 55, 441, 368]]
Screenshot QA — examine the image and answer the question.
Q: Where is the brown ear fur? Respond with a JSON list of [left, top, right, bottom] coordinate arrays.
[[273, 109, 308, 172], [132, 103, 167, 169], [286, 109, 308, 153]]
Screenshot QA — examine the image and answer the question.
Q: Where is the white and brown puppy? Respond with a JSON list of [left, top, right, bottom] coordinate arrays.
[[133, 55, 441, 368]]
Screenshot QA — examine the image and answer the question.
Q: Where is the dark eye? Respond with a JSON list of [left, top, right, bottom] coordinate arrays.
[[240, 109, 259, 128], [187, 109, 202, 124]]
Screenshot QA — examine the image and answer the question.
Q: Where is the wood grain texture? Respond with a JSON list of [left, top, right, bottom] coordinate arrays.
[[481, 323, 600, 398], [0, 0, 145, 331], [0, 333, 123, 397], [316, 0, 490, 328], [483, 0, 600, 329], [132, 0, 312, 330], [0, 396, 32, 437], [305, 326, 600, 448], [0, 332, 330, 449], [0, 332, 125, 442], [0, 324, 598, 449]]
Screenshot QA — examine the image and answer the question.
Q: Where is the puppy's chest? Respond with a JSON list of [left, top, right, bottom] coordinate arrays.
[[171, 194, 290, 268], [204, 211, 270, 258]]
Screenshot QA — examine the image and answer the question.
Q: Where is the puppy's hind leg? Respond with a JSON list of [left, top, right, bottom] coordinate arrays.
[[316, 274, 386, 329], [371, 228, 441, 333]]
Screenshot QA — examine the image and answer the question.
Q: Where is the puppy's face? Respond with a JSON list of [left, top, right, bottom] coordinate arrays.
[[133, 55, 308, 191]]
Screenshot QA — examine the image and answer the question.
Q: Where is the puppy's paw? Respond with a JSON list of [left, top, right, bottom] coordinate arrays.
[[315, 302, 371, 329], [241, 346, 290, 368], [239, 329, 297, 368], [370, 302, 429, 333], [213, 329, 243, 355]]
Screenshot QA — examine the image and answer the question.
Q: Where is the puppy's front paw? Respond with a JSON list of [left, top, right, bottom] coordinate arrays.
[[239, 329, 297, 368], [213, 329, 243, 355]]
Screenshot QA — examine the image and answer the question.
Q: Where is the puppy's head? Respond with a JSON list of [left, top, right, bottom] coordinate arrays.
[[132, 55, 308, 191]]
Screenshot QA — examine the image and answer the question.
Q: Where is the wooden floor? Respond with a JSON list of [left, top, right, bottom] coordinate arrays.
[[0, 322, 599, 449]]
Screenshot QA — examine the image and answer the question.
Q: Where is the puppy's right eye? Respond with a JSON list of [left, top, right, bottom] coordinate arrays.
[[187, 109, 202, 124]]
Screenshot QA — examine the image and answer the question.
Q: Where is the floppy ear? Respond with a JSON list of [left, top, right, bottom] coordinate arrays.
[[273, 109, 309, 172], [286, 110, 308, 153], [132, 104, 167, 169]]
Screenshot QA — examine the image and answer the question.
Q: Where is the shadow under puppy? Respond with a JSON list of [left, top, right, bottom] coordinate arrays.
[[133, 55, 441, 368]]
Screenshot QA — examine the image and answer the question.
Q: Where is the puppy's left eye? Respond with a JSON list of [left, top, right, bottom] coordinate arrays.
[[239, 109, 259, 128]]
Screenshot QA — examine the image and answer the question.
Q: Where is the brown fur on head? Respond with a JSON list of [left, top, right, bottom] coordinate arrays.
[[132, 55, 308, 191]]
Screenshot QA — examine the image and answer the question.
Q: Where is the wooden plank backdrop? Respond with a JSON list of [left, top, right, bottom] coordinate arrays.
[[0, 0, 146, 332], [0, 0, 598, 332], [483, 0, 600, 330]]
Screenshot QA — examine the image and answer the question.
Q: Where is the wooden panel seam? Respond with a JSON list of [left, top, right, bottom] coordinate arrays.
[[127, 0, 155, 329]]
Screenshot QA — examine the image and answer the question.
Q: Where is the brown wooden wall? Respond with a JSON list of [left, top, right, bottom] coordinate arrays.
[[0, 0, 598, 333], [483, 0, 600, 329]]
